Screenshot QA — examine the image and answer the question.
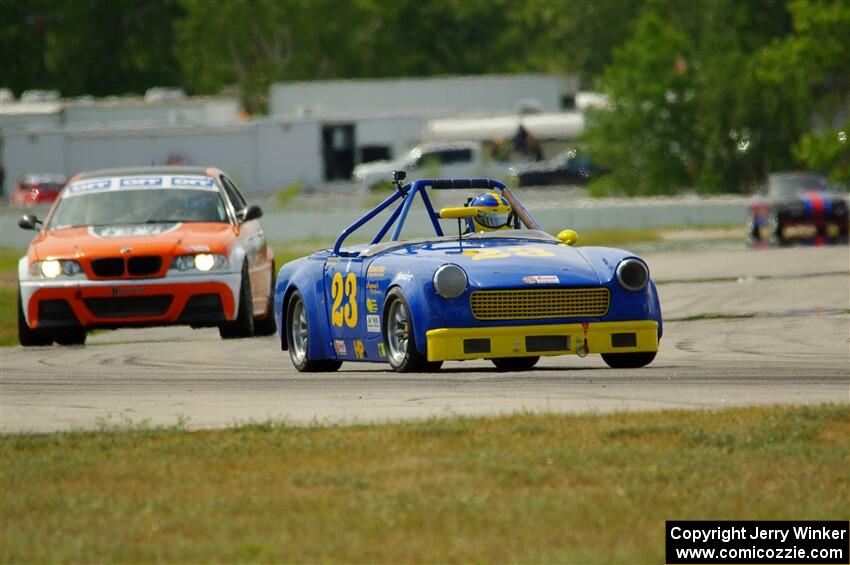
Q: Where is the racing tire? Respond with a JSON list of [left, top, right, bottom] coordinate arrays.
[[17, 290, 53, 347], [383, 288, 440, 373], [491, 356, 539, 371], [286, 291, 341, 372], [771, 214, 788, 246], [219, 264, 255, 339], [253, 261, 277, 337], [601, 351, 656, 369], [746, 218, 761, 244], [54, 329, 87, 346]]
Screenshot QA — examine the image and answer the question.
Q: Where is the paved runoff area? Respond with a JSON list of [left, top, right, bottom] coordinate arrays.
[[1, 245, 848, 433]]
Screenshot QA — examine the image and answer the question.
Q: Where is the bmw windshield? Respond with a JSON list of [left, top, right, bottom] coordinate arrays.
[[47, 187, 229, 230]]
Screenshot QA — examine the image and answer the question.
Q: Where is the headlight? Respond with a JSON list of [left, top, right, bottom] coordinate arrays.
[[170, 254, 229, 272], [433, 264, 467, 299], [616, 258, 649, 291], [29, 259, 84, 279]]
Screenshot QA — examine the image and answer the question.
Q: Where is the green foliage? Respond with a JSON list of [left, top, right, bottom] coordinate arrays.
[[793, 124, 850, 184], [582, 0, 848, 195]]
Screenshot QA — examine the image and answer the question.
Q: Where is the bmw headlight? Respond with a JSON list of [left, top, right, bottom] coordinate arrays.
[[29, 259, 84, 279], [433, 264, 467, 299], [170, 254, 229, 272], [616, 258, 649, 291]]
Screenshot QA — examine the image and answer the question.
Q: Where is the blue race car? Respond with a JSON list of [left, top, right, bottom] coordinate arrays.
[[274, 174, 662, 372]]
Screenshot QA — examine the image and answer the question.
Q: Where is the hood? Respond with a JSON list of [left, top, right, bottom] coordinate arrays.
[[383, 239, 604, 287], [30, 222, 236, 261]]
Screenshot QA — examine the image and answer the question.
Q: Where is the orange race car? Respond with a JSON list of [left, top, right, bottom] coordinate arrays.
[[16, 166, 275, 346]]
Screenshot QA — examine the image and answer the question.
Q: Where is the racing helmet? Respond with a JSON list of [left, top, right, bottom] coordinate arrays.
[[467, 192, 513, 231]]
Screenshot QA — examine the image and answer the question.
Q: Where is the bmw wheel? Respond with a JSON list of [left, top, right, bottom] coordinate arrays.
[[601, 351, 656, 369], [253, 261, 277, 336], [383, 288, 442, 373], [491, 356, 539, 371], [286, 291, 341, 372], [17, 290, 52, 347], [219, 263, 254, 339]]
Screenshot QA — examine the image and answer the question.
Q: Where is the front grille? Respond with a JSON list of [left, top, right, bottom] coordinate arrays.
[[470, 288, 610, 320], [91, 258, 124, 277], [128, 256, 162, 276], [84, 296, 172, 318]]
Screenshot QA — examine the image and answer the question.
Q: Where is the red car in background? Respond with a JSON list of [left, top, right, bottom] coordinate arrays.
[[10, 174, 67, 206]]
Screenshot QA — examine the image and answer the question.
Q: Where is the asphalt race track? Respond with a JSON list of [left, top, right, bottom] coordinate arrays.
[[1, 245, 848, 433]]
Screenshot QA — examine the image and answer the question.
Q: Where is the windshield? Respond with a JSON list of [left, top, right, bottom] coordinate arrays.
[[47, 188, 229, 230], [769, 174, 829, 196]]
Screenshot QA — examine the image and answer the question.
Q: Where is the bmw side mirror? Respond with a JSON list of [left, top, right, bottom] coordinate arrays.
[[242, 205, 263, 222], [18, 214, 41, 230]]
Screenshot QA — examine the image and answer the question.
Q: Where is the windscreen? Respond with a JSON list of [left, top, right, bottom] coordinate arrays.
[[770, 174, 829, 196], [48, 188, 228, 230]]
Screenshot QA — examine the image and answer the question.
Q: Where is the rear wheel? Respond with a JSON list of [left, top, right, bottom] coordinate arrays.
[[253, 261, 277, 336], [286, 291, 341, 372], [491, 356, 539, 371], [383, 289, 442, 373], [219, 264, 254, 339], [601, 351, 656, 369], [55, 329, 87, 346], [17, 291, 52, 347]]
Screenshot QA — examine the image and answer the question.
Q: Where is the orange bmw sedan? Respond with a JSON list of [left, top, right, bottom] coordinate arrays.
[[16, 167, 275, 346]]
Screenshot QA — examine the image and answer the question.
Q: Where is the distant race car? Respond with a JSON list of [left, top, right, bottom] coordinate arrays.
[[16, 166, 276, 346], [748, 172, 849, 245], [513, 150, 609, 187], [10, 173, 67, 206], [274, 174, 662, 373]]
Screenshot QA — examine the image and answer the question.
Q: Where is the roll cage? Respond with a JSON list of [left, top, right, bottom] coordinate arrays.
[[333, 178, 543, 257]]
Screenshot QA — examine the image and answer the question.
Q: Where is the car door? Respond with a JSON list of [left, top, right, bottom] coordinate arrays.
[[220, 175, 271, 316], [322, 256, 367, 360]]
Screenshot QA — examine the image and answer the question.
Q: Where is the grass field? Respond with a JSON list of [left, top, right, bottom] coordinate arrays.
[[1, 404, 847, 563]]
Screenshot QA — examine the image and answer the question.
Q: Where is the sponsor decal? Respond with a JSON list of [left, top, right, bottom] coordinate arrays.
[[366, 314, 380, 333], [67, 179, 111, 194], [172, 176, 214, 188], [377, 343, 386, 357], [365, 281, 381, 295], [366, 298, 379, 314], [65, 175, 218, 198], [470, 246, 556, 261], [333, 340, 347, 356], [353, 340, 366, 359], [186, 245, 210, 252], [397, 272, 414, 282], [522, 275, 560, 284], [91, 224, 180, 238], [367, 265, 386, 278], [120, 177, 163, 188], [112, 286, 147, 297]]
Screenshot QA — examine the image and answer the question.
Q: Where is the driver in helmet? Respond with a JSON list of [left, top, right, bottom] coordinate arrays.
[[466, 191, 515, 232]]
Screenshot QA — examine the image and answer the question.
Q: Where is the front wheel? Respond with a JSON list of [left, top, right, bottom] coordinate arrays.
[[383, 289, 441, 373], [253, 261, 277, 336], [17, 291, 52, 347], [286, 291, 341, 372], [491, 356, 539, 371], [601, 351, 656, 369], [219, 264, 254, 339]]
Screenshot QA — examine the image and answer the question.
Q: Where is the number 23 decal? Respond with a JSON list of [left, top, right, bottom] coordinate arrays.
[[331, 272, 358, 328]]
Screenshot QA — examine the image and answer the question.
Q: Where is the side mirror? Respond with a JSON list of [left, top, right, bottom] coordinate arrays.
[[439, 207, 478, 220], [242, 205, 263, 222], [392, 170, 406, 183], [18, 214, 41, 231], [557, 229, 578, 246]]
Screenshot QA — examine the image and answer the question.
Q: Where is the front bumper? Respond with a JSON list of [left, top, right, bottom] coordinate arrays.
[[20, 272, 241, 329], [426, 320, 659, 362]]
